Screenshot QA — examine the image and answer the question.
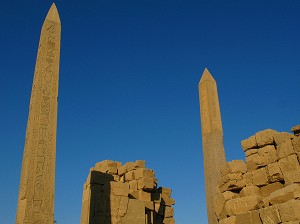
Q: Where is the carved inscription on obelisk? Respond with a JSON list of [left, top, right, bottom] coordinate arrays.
[[198, 68, 226, 224], [16, 4, 61, 224]]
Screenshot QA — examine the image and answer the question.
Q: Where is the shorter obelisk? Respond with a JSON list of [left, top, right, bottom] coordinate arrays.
[[16, 3, 61, 224], [198, 68, 226, 224]]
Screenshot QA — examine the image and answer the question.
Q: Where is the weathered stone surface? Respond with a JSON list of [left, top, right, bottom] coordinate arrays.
[[277, 140, 295, 159], [236, 210, 262, 224], [292, 137, 300, 160], [283, 168, 300, 185], [219, 173, 246, 192], [252, 168, 269, 186], [291, 124, 300, 136], [240, 186, 260, 197], [219, 216, 237, 224], [125, 170, 135, 181], [245, 148, 259, 157], [163, 217, 176, 224], [278, 200, 300, 222], [246, 146, 277, 172], [221, 160, 247, 176], [138, 177, 157, 191], [121, 199, 145, 224], [266, 162, 284, 183], [268, 184, 300, 205], [274, 132, 294, 146], [110, 182, 129, 196], [243, 173, 253, 186], [199, 68, 226, 224], [118, 160, 146, 176], [214, 193, 227, 218], [241, 135, 257, 152], [260, 182, 283, 198], [225, 195, 261, 216], [134, 168, 155, 179], [164, 206, 174, 218], [158, 187, 172, 197], [259, 205, 281, 224], [278, 154, 300, 183], [94, 160, 121, 174], [162, 196, 175, 206], [256, 129, 277, 147], [16, 4, 61, 224], [258, 145, 278, 164]]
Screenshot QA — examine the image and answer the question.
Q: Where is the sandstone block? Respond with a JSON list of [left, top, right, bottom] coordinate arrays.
[[158, 187, 172, 197], [277, 140, 295, 159], [251, 168, 269, 186], [291, 124, 300, 136], [162, 197, 175, 206], [137, 190, 151, 201], [221, 160, 247, 176], [214, 193, 226, 218], [236, 210, 262, 224], [110, 182, 129, 196], [94, 160, 121, 175], [268, 183, 300, 205], [259, 205, 281, 224], [256, 129, 277, 147], [283, 168, 300, 185], [223, 191, 240, 200], [266, 162, 284, 183], [219, 216, 237, 224], [134, 168, 155, 179], [260, 182, 283, 198], [138, 177, 157, 191], [274, 132, 294, 146], [225, 195, 261, 216], [243, 173, 253, 186], [258, 145, 278, 164], [121, 199, 145, 224], [245, 148, 258, 157], [292, 137, 300, 153], [163, 217, 175, 224], [246, 154, 264, 172], [278, 155, 300, 182], [129, 180, 138, 192], [241, 135, 257, 151], [240, 186, 260, 197], [219, 173, 246, 192], [164, 206, 174, 218], [118, 196, 129, 217], [144, 200, 154, 210], [278, 200, 300, 222], [125, 170, 135, 182]]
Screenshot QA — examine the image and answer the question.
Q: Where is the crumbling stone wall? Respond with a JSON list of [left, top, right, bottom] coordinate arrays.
[[80, 160, 175, 224], [214, 125, 300, 224]]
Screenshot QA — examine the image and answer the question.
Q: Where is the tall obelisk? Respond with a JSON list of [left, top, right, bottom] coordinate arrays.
[[198, 68, 226, 224], [16, 3, 61, 224]]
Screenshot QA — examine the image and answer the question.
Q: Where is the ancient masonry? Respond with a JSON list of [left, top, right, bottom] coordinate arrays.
[[214, 125, 300, 224], [16, 4, 61, 224], [198, 68, 227, 224], [80, 160, 175, 224]]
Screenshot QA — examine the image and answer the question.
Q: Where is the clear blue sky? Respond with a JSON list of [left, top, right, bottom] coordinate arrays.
[[0, 1, 299, 223]]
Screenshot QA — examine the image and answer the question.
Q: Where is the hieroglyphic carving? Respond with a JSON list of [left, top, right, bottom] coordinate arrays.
[[16, 4, 61, 224]]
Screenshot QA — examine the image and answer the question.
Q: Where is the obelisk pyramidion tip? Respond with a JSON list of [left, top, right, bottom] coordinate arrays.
[[199, 68, 215, 84], [45, 3, 61, 23]]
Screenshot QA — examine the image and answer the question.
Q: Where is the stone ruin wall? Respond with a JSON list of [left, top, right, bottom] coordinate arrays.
[[215, 125, 300, 224], [80, 160, 175, 224]]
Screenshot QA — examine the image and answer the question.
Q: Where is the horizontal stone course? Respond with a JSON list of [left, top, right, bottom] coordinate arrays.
[[216, 125, 300, 224]]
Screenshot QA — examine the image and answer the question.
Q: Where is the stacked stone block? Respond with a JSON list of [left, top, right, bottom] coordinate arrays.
[[81, 160, 175, 224], [215, 125, 300, 224]]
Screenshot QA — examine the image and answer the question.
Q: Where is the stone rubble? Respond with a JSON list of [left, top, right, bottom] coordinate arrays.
[[215, 125, 300, 224], [81, 160, 175, 224]]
